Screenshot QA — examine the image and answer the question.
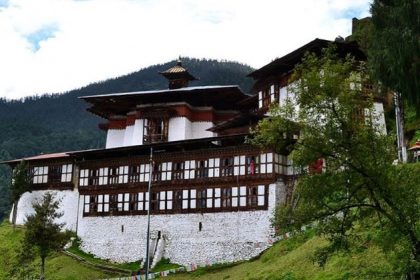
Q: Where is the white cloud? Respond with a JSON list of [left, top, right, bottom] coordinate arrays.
[[0, 0, 371, 99]]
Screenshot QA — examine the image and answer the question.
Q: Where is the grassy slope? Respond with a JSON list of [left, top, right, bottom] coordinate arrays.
[[167, 233, 397, 280], [0, 222, 399, 280], [0, 222, 121, 280]]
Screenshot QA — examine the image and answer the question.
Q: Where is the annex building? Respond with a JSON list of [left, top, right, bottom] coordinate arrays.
[[5, 39, 385, 266]]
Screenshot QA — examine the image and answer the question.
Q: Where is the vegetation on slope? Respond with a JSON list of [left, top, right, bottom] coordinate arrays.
[[0, 219, 402, 280], [167, 230, 399, 280], [0, 221, 121, 280]]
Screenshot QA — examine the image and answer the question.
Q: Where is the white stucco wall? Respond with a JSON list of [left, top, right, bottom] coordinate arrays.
[[191, 122, 214, 139], [106, 129, 126, 149], [9, 189, 79, 231], [123, 125, 135, 146], [131, 119, 144, 146], [168, 117, 191, 141], [106, 118, 216, 148], [76, 181, 284, 265]]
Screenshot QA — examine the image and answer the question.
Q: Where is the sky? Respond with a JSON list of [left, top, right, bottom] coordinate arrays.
[[0, 0, 371, 99]]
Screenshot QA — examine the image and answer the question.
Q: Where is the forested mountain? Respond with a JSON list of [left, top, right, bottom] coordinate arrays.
[[0, 58, 255, 221]]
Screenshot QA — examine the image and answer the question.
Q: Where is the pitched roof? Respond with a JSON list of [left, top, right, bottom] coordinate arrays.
[[80, 85, 251, 119], [248, 38, 366, 80]]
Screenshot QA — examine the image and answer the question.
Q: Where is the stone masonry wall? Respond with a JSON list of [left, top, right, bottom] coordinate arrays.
[[76, 181, 284, 265]]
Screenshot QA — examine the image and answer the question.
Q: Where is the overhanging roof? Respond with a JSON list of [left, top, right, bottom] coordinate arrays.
[[80, 85, 251, 119], [1, 152, 70, 165], [68, 134, 249, 161], [1, 134, 251, 165], [248, 38, 366, 80]]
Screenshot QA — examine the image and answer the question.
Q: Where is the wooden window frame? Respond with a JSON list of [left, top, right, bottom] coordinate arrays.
[[32, 166, 48, 184], [159, 190, 173, 211], [48, 165, 62, 183], [196, 160, 209, 178], [61, 164, 73, 183], [108, 166, 119, 185], [143, 118, 169, 144], [172, 161, 184, 180], [220, 157, 234, 177]]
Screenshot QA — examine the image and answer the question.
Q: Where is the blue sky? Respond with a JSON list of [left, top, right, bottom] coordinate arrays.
[[0, 0, 371, 99], [25, 24, 58, 51]]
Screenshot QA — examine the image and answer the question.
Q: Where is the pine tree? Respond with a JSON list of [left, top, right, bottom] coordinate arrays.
[[22, 192, 70, 280]]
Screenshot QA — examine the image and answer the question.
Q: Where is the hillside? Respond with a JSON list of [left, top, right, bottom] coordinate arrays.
[[0, 58, 255, 221], [0, 221, 400, 280]]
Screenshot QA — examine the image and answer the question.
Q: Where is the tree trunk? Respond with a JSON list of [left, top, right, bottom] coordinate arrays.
[[12, 201, 18, 229], [40, 256, 45, 280]]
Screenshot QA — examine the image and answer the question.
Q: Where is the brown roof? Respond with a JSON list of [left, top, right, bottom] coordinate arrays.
[[80, 85, 250, 119], [248, 38, 366, 80], [2, 152, 70, 165]]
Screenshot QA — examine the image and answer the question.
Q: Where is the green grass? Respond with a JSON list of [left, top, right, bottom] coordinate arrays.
[[166, 231, 400, 280], [0, 220, 402, 280], [152, 258, 182, 272], [0, 221, 124, 279]]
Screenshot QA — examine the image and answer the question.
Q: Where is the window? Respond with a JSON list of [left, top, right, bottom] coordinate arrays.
[[88, 169, 99, 186], [246, 155, 259, 175], [117, 193, 130, 212], [118, 166, 129, 184], [184, 160, 195, 179], [232, 186, 247, 207], [83, 195, 96, 214], [61, 164, 73, 182], [143, 118, 168, 144], [220, 157, 234, 177], [182, 189, 196, 209], [33, 166, 48, 184], [173, 190, 183, 209], [150, 192, 159, 211], [259, 153, 273, 174], [108, 167, 119, 184], [197, 189, 206, 209], [140, 164, 151, 182], [257, 185, 265, 206], [48, 165, 61, 183], [206, 188, 221, 208], [129, 165, 141, 183], [152, 163, 162, 181], [109, 194, 118, 213], [137, 192, 149, 211], [97, 194, 110, 213], [221, 188, 232, 207], [248, 186, 258, 206], [258, 89, 270, 108], [270, 84, 279, 103], [98, 168, 108, 185], [208, 158, 220, 177], [196, 160, 208, 178], [172, 162, 184, 180], [159, 191, 173, 210], [79, 169, 88, 186], [161, 162, 172, 181]]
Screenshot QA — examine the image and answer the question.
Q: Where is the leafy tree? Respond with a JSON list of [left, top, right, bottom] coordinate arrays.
[[250, 48, 420, 278], [22, 192, 70, 280], [10, 161, 31, 228], [369, 0, 420, 113]]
